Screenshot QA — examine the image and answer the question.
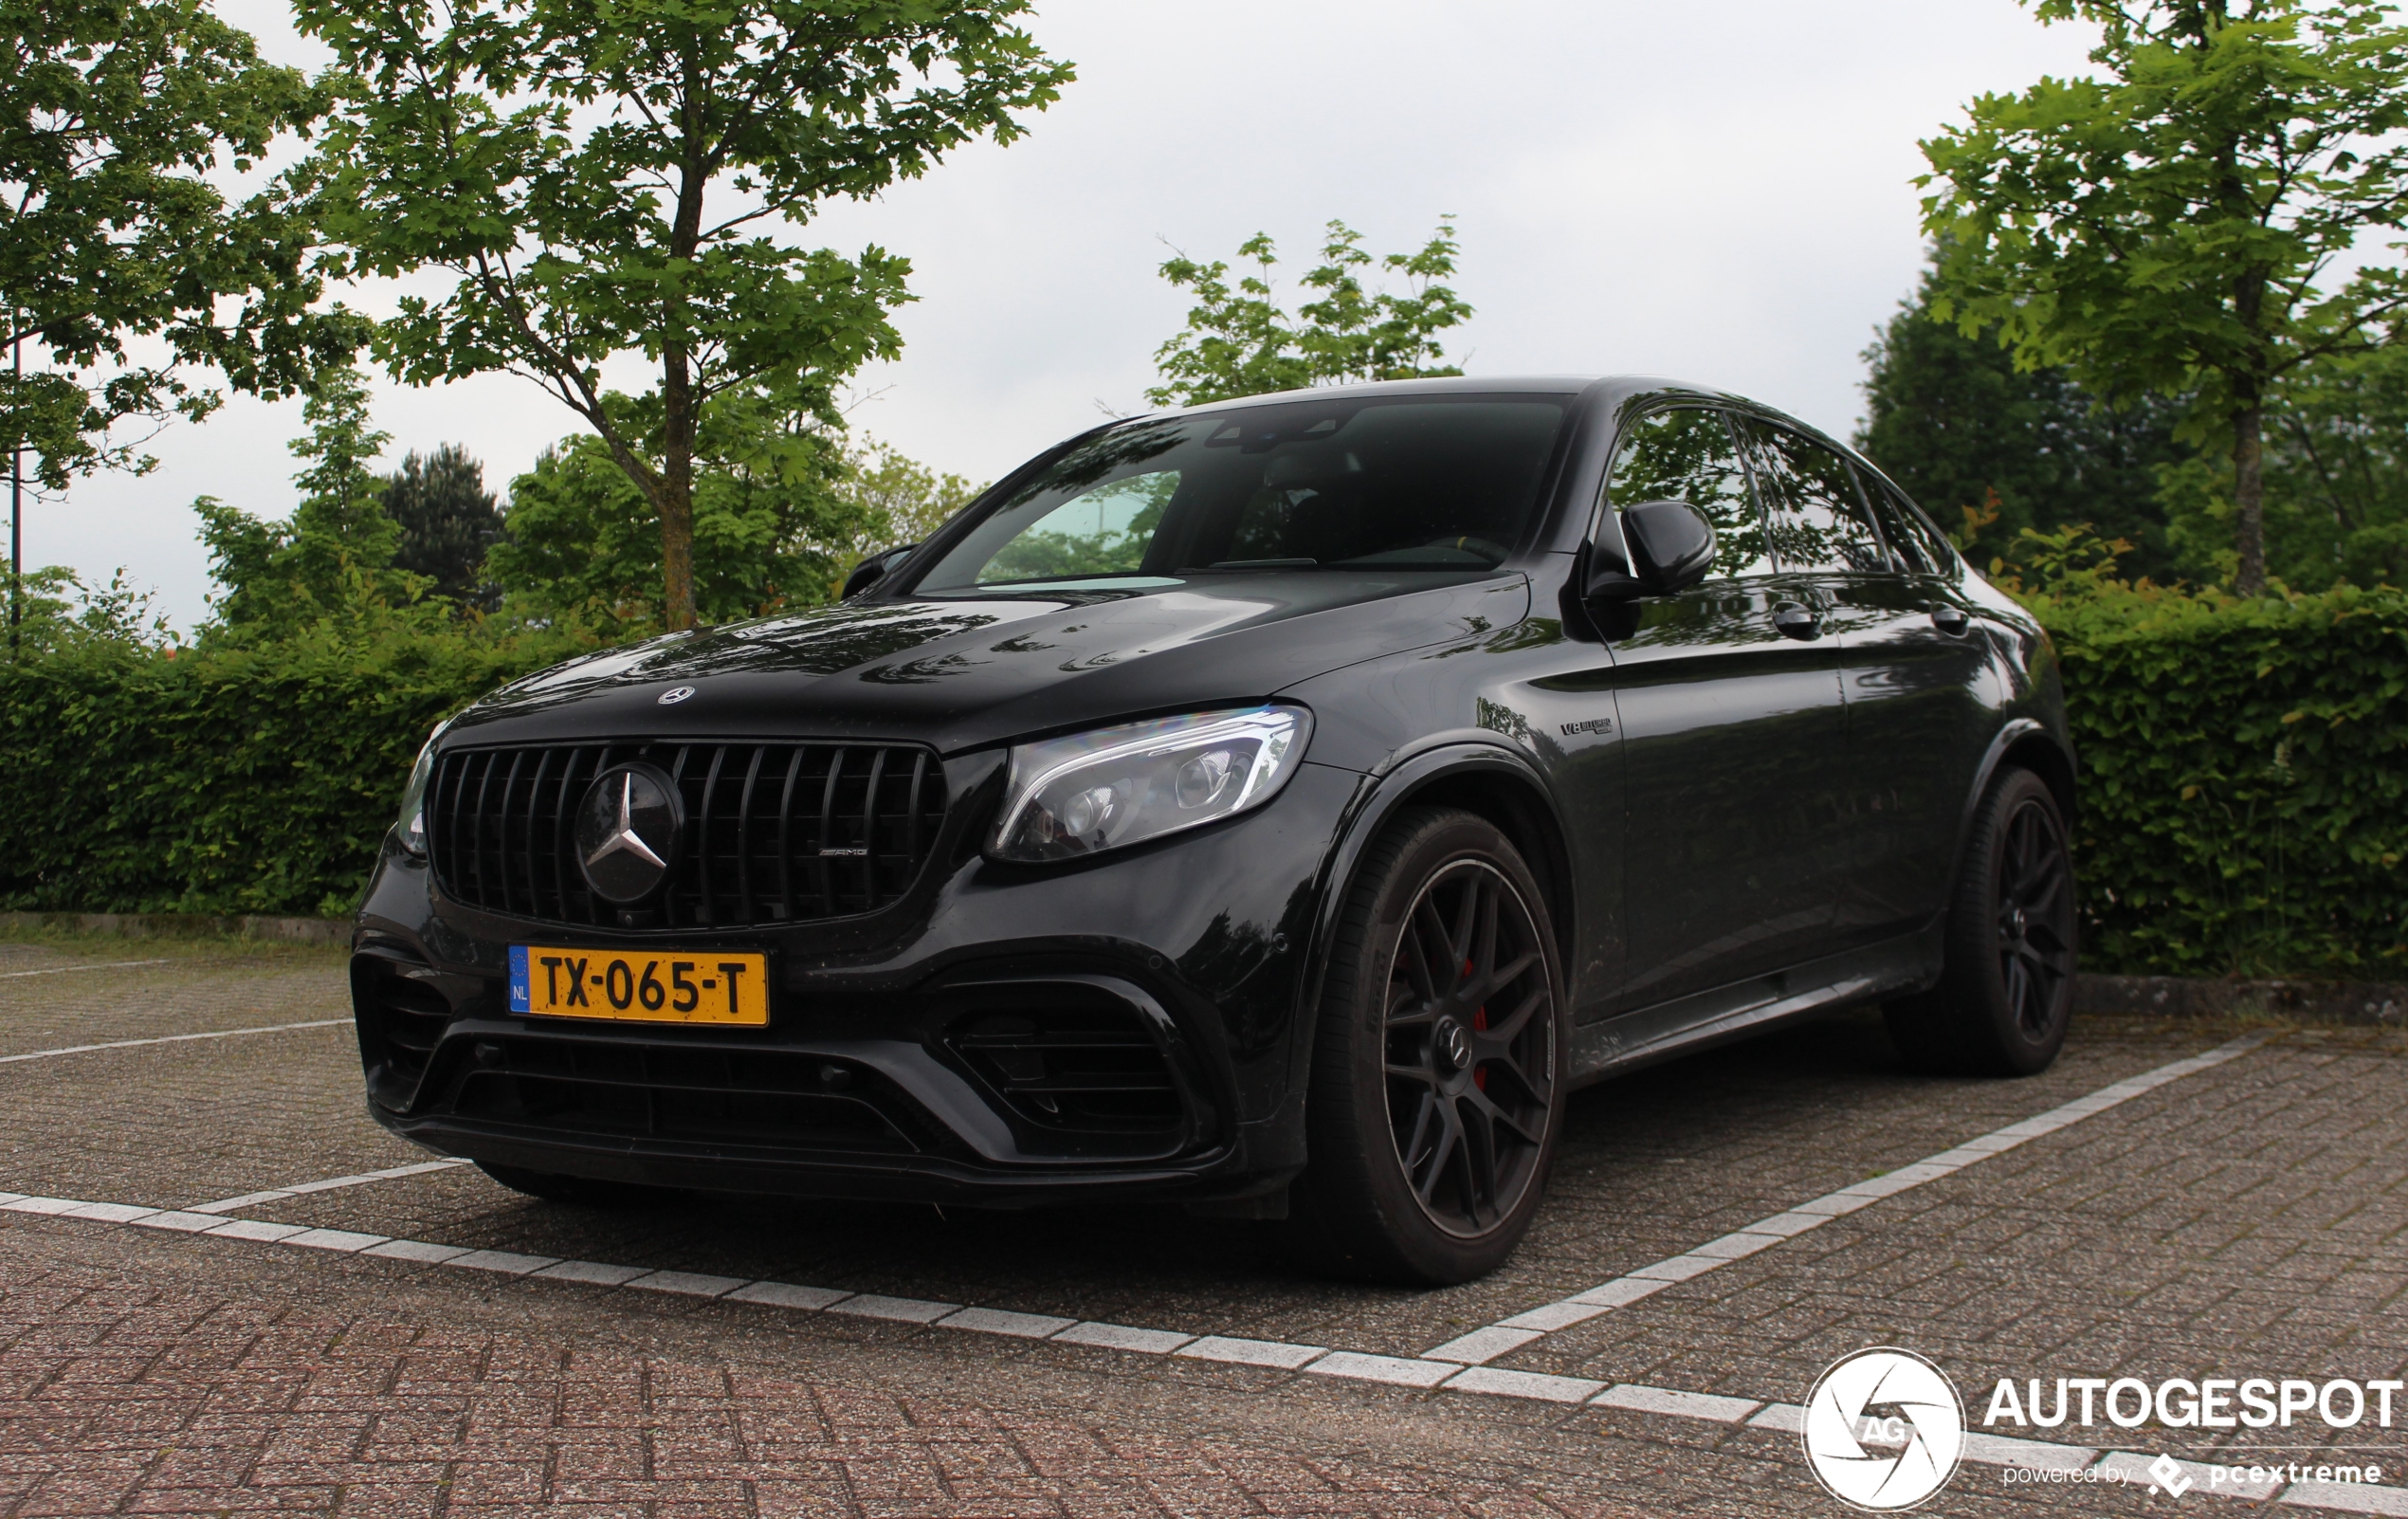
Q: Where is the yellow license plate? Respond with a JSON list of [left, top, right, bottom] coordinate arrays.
[[508, 946, 769, 1026]]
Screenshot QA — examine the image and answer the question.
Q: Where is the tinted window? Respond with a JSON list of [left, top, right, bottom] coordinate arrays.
[[1602, 408, 1772, 580], [1735, 418, 1888, 575], [912, 397, 1569, 594], [1856, 468, 1958, 576]]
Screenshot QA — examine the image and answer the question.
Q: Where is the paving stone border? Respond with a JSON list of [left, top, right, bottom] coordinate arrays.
[[0, 910, 350, 944], [2077, 973, 2407, 1025]]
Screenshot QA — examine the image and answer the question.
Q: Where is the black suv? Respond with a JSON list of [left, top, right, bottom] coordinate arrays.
[[354, 375, 2077, 1284]]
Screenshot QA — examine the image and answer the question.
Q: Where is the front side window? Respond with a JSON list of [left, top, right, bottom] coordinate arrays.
[[1733, 417, 1888, 575], [1602, 407, 1772, 580], [910, 396, 1571, 596]]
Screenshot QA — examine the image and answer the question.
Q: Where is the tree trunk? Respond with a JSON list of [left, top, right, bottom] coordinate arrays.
[[2233, 399, 2267, 596], [660, 338, 698, 631]]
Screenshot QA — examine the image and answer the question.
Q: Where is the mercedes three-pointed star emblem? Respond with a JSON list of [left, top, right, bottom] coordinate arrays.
[[574, 762, 683, 905], [586, 773, 669, 872]]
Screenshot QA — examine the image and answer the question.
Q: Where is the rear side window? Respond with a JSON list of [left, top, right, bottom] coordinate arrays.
[[1855, 468, 1958, 576], [1734, 417, 1888, 575], [1602, 408, 1773, 580]]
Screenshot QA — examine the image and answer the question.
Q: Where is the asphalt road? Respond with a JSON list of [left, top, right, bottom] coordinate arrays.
[[1, 932, 2402, 1518]]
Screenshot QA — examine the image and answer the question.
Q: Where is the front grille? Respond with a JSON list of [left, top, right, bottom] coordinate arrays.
[[429, 741, 947, 928], [439, 1034, 936, 1155], [948, 1002, 1184, 1136]]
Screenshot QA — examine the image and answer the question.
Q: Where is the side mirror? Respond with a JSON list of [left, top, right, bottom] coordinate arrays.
[[842, 543, 920, 599], [1585, 500, 1717, 601]]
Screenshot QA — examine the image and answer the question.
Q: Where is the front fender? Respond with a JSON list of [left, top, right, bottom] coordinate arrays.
[[1281, 740, 1578, 1114]]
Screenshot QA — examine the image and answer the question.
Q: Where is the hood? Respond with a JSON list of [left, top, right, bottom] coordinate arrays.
[[447, 571, 1531, 757]]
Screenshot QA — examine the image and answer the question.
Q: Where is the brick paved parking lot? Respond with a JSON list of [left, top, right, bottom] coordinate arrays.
[[2, 930, 2404, 1517]]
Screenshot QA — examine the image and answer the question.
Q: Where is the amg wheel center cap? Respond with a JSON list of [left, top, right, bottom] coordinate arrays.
[[1433, 1016, 1473, 1074], [575, 761, 684, 905]]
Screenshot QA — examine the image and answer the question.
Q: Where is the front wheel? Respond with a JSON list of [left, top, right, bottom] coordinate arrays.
[[1885, 765, 2077, 1076], [1292, 808, 1566, 1285]]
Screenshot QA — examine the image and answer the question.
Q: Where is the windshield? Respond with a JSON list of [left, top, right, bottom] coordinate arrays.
[[908, 395, 1570, 595]]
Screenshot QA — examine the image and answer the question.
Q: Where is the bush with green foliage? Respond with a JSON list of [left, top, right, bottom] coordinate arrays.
[[0, 611, 591, 917], [1998, 543, 2407, 978]]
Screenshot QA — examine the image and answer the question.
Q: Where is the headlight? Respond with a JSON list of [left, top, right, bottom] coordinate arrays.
[[395, 719, 452, 857], [989, 705, 1312, 863]]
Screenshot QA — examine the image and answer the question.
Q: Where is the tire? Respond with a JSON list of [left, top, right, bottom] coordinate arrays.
[[475, 1161, 672, 1207], [1885, 765, 2077, 1077], [1292, 807, 1566, 1285]]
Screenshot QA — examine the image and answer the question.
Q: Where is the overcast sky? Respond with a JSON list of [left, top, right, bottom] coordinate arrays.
[[29, 0, 2100, 630]]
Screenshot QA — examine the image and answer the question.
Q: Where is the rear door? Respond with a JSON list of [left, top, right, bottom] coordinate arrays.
[[1601, 407, 1852, 1011], [1734, 416, 1993, 950], [1838, 467, 1998, 941]]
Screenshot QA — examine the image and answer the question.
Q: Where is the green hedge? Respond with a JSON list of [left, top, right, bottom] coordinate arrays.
[[0, 623, 582, 919], [2035, 583, 2408, 978], [1, 587, 2399, 975]]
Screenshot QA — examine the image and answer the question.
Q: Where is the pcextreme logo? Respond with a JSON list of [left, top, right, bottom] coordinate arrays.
[[1802, 1348, 1966, 1510]]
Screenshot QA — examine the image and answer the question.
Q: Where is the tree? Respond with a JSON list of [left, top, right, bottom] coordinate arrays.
[[1919, 0, 2408, 595], [196, 363, 424, 637], [1147, 218, 1473, 408], [832, 434, 981, 565], [1, 0, 355, 488], [298, 0, 1073, 631], [384, 445, 501, 608], [2157, 341, 2408, 584], [1858, 261, 2191, 580], [490, 392, 879, 634]]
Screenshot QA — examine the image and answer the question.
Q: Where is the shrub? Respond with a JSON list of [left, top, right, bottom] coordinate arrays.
[[2031, 581, 2408, 977], [0, 617, 589, 918]]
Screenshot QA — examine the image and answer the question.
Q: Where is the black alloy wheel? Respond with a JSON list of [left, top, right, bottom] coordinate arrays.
[[1382, 857, 1558, 1237], [1886, 765, 2077, 1076], [1295, 807, 1566, 1284]]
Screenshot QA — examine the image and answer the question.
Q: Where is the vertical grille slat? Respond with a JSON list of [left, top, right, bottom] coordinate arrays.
[[429, 740, 946, 930], [521, 749, 554, 919], [856, 747, 887, 914], [813, 748, 844, 920], [775, 747, 805, 923], [696, 745, 727, 925], [497, 750, 528, 917], [736, 746, 767, 924]]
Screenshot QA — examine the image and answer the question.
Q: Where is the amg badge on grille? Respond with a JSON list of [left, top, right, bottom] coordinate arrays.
[[575, 762, 684, 904]]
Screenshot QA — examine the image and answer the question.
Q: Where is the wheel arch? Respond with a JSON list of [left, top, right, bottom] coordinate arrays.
[[1939, 719, 2080, 935], [1286, 742, 1578, 1105]]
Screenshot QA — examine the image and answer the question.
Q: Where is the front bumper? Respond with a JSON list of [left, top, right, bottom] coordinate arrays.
[[351, 759, 1360, 1205]]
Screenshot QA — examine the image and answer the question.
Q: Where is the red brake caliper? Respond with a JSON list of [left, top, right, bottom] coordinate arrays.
[[1465, 959, 1487, 1091]]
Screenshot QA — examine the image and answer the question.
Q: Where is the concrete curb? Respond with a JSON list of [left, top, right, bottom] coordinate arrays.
[[2076, 972, 2406, 1026], [0, 911, 349, 945]]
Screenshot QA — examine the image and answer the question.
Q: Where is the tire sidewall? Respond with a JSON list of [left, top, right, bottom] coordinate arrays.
[[1967, 768, 2077, 1073]]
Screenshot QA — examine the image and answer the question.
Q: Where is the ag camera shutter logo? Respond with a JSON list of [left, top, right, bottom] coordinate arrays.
[[1803, 1348, 1966, 1510]]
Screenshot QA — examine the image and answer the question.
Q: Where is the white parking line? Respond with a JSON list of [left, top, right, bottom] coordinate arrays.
[[1418, 1033, 2274, 1366], [0, 1017, 351, 1066], [0, 959, 171, 979], [4, 1186, 2386, 1511], [188, 1159, 473, 1215]]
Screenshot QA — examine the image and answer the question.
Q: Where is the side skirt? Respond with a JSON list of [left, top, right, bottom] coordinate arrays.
[[1567, 924, 1942, 1087]]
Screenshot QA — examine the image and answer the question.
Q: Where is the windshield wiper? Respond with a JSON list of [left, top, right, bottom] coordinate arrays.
[[1186, 558, 1320, 572]]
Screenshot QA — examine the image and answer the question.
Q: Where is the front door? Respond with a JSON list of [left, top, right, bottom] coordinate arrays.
[[1599, 407, 1853, 1012]]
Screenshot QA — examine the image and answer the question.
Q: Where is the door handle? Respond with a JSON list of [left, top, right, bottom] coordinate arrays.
[[1930, 606, 1970, 635], [1772, 603, 1821, 640]]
